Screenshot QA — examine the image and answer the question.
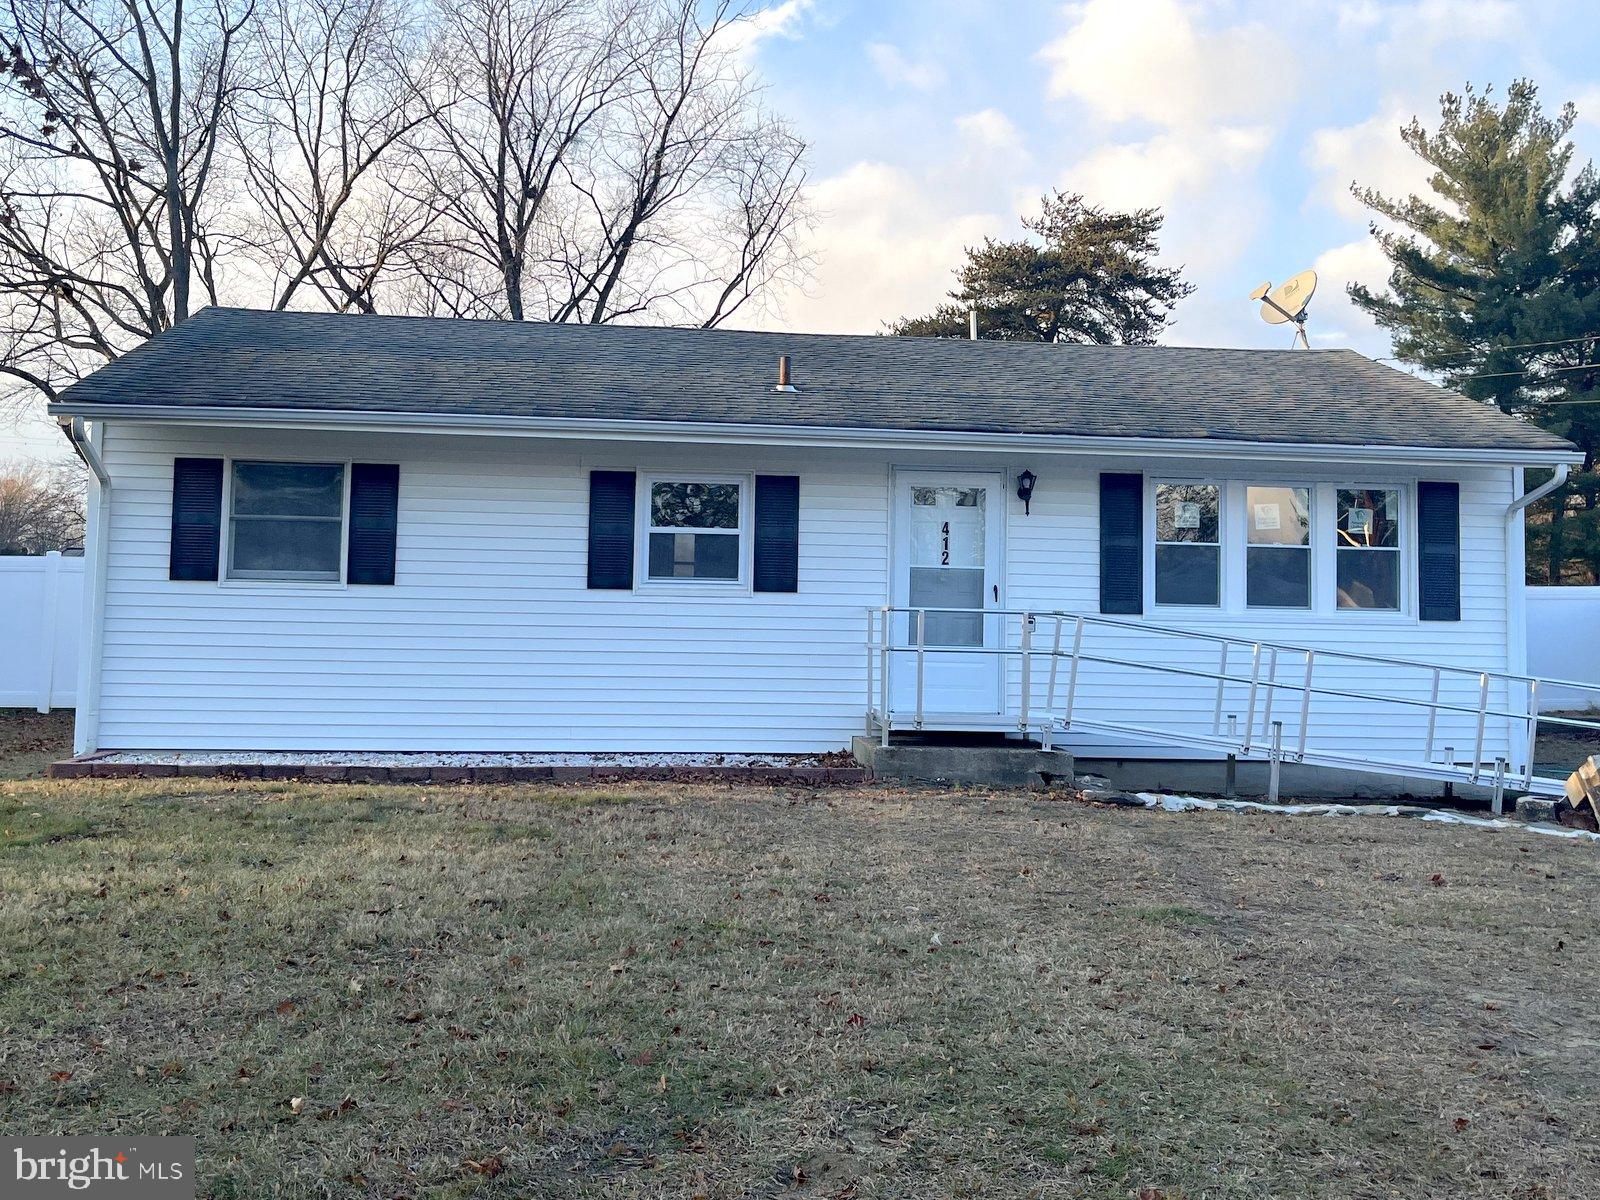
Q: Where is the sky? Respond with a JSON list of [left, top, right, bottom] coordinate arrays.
[[739, 0, 1600, 347], [5, 0, 1599, 464]]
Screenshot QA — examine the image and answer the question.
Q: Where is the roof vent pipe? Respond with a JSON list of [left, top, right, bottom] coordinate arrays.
[[775, 355, 797, 392]]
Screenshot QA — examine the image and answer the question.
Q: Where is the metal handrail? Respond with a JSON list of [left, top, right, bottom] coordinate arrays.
[[865, 604, 1600, 800]]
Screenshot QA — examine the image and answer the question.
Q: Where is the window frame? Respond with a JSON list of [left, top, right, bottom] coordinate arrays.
[[219, 457, 352, 588], [1244, 483, 1315, 611], [1148, 478, 1224, 610], [1139, 478, 1417, 619], [634, 471, 752, 591], [1330, 483, 1407, 615]]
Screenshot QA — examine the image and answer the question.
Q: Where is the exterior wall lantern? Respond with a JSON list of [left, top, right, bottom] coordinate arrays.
[[1016, 469, 1037, 515]]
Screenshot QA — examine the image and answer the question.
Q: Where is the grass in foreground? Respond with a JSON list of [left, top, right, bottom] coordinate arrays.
[[1, 772, 1598, 1199]]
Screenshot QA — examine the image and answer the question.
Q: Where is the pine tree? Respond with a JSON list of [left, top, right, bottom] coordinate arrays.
[[890, 192, 1193, 344], [1350, 80, 1600, 583]]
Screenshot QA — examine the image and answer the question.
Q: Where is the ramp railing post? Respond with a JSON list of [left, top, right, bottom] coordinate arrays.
[[1019, 614, 1033, 733], [915, 609, 926, 731], [1212, 641, 1230, 735], [1045, 615, 1063, 712], [1242, 645, 1262, 753], [1523, 680, 1540, 788], [1424, 667, 1441, 763], [1063, 616, 1085, 729], [1268, 720, 1283, 804], [1472, 673, 1489, 782], [1259, 646, 1279, 742], [1491, 756, 1507, 817], [879, 606, 892, 747], [1297, 650, 1314, 760]]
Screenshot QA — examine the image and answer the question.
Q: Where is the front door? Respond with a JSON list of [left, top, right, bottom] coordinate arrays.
[[890, 471, 1005, 715]]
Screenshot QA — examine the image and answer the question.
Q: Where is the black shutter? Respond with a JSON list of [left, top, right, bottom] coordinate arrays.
[[1417, 481, 1461, 621], [347, 463, 400, 585], [1099, 472, 1143, 615], [753, 475, 800, 593], [169, 457, 223, 581], [587, 470, 636, 589]]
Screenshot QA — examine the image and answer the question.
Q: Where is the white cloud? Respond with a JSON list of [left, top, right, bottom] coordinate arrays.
[[1576, 86, 1600, 129], [866, 42, 947, 91], [1306, 107, 1434, 222], [953, 108, 1030, 171], [1039, 0, 1294, 129], [1337, 0, 1517, 51], [1071, 126, 1271, 215], [1066, 125, 1273, 290], [767, 161, 1007, 333], [1307, 236, 1394, 355], [721, 0, 813, 65], [758, 109, 1036, 333]]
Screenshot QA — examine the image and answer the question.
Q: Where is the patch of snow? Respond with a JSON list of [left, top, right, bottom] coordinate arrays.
[[1127, 792, 1600, 844]]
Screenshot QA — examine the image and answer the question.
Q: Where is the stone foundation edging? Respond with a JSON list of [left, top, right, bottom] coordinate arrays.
[[46, 759, 868, 785]]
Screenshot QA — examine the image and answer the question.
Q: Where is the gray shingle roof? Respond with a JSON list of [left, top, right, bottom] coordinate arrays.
[[52, 305, 1576, 454]]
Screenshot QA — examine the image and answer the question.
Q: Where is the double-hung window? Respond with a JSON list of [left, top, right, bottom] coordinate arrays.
[[1335, 487, 1401, 610], [645, 477, 745, 583], [1154, 482, 1220, 606], [1246, 485, 1311, 608], [227, 460, 346, 582]]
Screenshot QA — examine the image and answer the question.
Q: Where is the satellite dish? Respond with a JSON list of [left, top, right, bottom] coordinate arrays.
[[1250, 269, 1317, 348]]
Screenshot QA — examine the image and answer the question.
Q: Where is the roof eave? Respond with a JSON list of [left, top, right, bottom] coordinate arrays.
[[47, 400, 1585, 468]]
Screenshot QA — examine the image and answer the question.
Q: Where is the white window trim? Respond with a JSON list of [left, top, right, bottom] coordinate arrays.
[[218, 457, 352, 589], [1148, 478, 1224, 611], [1243, 482, 1315, 611], [633, 471, 752, 592], [1141, 478, 1418, 619], [1327, 482, 1411, 617]]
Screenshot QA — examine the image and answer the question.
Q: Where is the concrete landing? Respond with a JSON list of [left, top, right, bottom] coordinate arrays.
[[852, 735, 1074, 789]]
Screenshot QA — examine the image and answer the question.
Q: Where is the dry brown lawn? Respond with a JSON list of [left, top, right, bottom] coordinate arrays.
[[1, 717, 1598, 1197]]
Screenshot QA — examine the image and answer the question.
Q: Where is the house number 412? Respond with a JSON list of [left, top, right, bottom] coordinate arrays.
[[941, 521, 950, 566]]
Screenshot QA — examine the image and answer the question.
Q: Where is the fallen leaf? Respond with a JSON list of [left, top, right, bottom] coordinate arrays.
[[288, 1096, 307, 1115]]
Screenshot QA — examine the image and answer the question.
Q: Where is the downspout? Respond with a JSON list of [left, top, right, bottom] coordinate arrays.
[[1504, 463, 1570, 679], [58, 416, 111, 755], [58, 415, 110, 486]]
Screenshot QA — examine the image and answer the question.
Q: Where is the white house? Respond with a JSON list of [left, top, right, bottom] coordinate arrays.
[[48, 307, 1583, 782]]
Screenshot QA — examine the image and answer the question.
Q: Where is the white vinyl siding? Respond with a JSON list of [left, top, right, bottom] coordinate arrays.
[[89, 423, 1520, 763]]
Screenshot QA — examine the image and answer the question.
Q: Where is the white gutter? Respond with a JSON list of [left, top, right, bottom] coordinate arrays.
[[44, 401, 1586, 468], [57, 415, 111, 485], [1506, 462, 1570, 518]]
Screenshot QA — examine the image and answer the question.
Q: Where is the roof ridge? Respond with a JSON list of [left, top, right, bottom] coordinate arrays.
[[188, 305, 1358, 357]]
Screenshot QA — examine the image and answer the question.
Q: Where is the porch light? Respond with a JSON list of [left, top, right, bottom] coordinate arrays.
[[1016, 469, 1037, 515]]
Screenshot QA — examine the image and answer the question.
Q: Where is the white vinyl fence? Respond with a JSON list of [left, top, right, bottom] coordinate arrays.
[[1526, 586, 1600, 710], [0, 552, 83, 711]]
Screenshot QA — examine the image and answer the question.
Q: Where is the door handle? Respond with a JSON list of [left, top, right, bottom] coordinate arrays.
[[992, 584, 999, 603]]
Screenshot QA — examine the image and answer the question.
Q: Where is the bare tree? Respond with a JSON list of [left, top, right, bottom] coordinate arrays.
[[0, 0, 811, 428], [0, 0, 252, 405], [556, 1, 810, 326], [408, 0, 808, 325], [228, 0, 438, 312], [0, 455, 85, 552]]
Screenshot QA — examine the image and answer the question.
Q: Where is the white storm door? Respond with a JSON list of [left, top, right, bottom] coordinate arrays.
[[890, 471, 1005, 715]]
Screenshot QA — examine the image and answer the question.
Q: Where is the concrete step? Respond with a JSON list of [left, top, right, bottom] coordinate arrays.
[[851, 735, 1073, 789]]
